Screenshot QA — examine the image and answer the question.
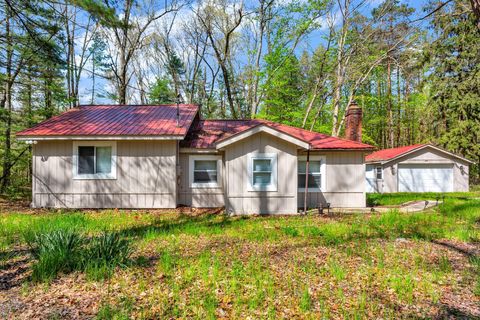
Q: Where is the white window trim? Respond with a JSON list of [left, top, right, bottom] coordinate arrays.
[[298, 155, 326, 192], [376, 166, 383, 180], [72, 141, 117, 180], [189, 155, 222, 188], [247, 152, 278, 192]]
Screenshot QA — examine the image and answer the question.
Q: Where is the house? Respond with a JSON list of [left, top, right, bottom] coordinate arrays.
[[365, 144, 471, 193], [16, 103, 374, 214]]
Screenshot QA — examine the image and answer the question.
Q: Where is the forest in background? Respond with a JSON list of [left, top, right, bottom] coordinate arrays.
[[0, 0, 479, 197]]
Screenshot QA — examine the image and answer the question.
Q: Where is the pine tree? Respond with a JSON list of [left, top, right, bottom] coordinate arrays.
[[427, 0, 480, 181]]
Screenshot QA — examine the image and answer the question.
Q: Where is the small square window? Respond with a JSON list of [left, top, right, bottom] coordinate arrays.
[[298, 156, 325, 191], [298, 160, 322, 190], [73, 142, 116, 179], [194, 160, 218, 183], [248, 153, 277, 191], [189, 155, 221, 188], [253, 159, 272, 187]]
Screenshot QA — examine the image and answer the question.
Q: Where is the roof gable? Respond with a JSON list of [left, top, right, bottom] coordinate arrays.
[[215, 124, 311, 149], [181, 119, 374, 150], [16, 104, 199, 139]]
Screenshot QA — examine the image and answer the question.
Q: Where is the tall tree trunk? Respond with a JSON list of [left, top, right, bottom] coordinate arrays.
[[251, 0, 271, 118], [309, 96, 326, 131], [219, 63, 237, 118], [471, 0, 480, 28], [2, 87, 12, 193], [331, 0, 350, 136], [302, 77, 321, 128], [118, 52, 128, 104], [396, 64, 401, 146], [91, 49, 96, 104], [387, 58, 393, 147], [1, 8, 12, 192], [44, 76, 53, 119]]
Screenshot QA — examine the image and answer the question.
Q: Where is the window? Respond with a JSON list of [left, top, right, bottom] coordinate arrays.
[[73, 142, 116, 179], [248, 153, 277, 191], [189, 155, 221, 188], [376, 166, 383, 180], [253, 159, 272, 186], [298, 156, 325, 191]]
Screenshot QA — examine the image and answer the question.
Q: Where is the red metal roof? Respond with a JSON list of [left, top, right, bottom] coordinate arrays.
[[365, 144, 425, 162], [181, 120, 374, 150], [16, 104, 199, 137]]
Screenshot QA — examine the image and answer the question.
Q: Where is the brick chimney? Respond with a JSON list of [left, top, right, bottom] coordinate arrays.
[[345, 101, 362, 142]]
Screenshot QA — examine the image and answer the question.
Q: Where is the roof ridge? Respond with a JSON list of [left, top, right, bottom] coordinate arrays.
[[373, 143, 426, 151]]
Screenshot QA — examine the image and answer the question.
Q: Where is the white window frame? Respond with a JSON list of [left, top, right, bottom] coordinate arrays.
[[189, 155, 222, 188], [247, 153, 278, 192], [298, 155, 326, 192], [376, 166, 383, 180], [72, 141, 117, 180]]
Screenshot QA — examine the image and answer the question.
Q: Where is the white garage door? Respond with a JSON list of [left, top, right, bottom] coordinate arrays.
[[398, 164, 453, 192]]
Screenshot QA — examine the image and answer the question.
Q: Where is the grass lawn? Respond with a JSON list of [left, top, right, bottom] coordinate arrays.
[[0, 193, 479, 319]]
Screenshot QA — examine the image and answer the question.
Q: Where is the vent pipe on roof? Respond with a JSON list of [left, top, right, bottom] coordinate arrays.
[[176, 94, 182, 127]]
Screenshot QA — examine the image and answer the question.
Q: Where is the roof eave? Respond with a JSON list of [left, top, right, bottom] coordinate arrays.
[[311, 147, 375, 151], [16, 135, 185, 141]]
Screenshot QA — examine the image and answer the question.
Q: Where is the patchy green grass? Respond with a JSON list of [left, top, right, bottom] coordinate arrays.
[[0, 194, 479, 319], [367, 190, 479, 206]]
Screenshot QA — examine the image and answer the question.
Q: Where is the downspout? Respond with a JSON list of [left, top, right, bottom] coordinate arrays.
[[303, 148, 310, 215]]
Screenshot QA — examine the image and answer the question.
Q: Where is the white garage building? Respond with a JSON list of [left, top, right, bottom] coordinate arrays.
[[366, 144, 471, 193]]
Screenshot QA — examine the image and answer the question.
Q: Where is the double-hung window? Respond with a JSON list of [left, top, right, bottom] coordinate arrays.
[[248, 153, 277, 191], [298, 156, 325, 191], [189, 155, 221, 188], [376, 166, 383, 180], [73, 141, 117, 179]]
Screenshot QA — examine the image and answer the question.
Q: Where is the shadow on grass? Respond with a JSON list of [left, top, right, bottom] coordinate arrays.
[[0, 247, 30, 263], [114, 212, 249, 240], [438, 200, 480, 216]]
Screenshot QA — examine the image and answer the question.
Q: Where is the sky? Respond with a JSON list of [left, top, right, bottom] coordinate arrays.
[[76, 0, 432, 105]]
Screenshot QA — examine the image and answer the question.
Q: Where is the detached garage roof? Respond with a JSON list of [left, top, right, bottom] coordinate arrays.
[[366, 144, 473, 164], [16, 104, 199, 140], [181, 120, 374, 150]]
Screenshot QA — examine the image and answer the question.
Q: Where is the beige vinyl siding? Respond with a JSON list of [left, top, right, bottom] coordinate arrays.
[[224, 132, 298, 214], [298, 151, 366, 208], [178, 152, 225, 207], [32, 140, 177, 208], [380, 147, 470, 193]]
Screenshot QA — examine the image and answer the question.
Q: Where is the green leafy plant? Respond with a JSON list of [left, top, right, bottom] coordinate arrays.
[[83, 232, 131, 280], [27, 230, 131, 282], [27, 230, 84, 282]]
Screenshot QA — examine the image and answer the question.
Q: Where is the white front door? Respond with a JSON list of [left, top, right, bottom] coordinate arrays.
[[398, 164, 453, 192]]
